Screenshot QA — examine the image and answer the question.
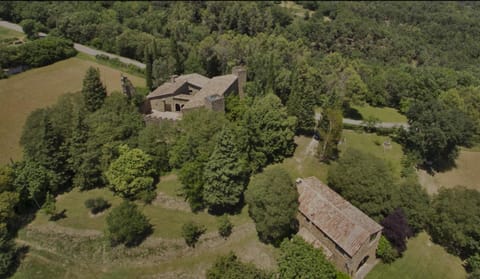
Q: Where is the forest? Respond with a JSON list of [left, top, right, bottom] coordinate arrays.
[[0, 1, 480, 278]]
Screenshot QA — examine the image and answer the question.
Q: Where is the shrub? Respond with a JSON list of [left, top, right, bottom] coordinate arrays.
[[206, 252, 271, 279], [84, 197, 110, 214], [182, 221, 206, 247], [105, 201, 151, 247], [376, 235, 399, 263], [135, 190, 157, 204], [218, 215, 233, 238]]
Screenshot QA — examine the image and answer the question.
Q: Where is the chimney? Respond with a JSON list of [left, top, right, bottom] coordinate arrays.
[[232, 66, 247, 98], [170, 75, 178, 83]]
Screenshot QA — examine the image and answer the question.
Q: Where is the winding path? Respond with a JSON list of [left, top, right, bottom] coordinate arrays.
[[0, 20, 146, 69]]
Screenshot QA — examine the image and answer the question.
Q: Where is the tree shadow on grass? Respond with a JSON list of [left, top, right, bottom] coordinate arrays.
[[49, 209, 67, 221], [343, 106, 363, 120], [1, 245, 29, 279], [124, 225, 154, 248]]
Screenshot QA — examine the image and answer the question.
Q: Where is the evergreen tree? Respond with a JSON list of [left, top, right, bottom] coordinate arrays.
[[145, 47, 153, 90], [286, 90, 316, 135], [317, 108, 343, 162], [203, 125, 247, 211], [241, 94, 296, 172], [82, 67, 107, 112]]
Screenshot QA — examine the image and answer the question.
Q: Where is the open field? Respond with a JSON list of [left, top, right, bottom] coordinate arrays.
[[418, 150, 480, 194], [367, 232, 466, 279], [350, 104, 407, 123], [340, 129, 404, 178], [13, 175, 277, 278], [0, 57, 145, 165], [0, 26, 24, 40]]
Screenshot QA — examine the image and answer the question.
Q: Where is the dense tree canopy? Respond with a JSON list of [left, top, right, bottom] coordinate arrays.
[[401, 99, 474, 169], [278, 236, 337, 279], [203, 125, 247, 212], [328, 149, 398, 221], [427, 187, 480, 259], [241, 94, 296, 173], [245, 167, 298, 246]]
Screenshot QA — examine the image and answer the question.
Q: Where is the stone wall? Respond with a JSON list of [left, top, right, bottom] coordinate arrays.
[[298, 212, 380, 278]]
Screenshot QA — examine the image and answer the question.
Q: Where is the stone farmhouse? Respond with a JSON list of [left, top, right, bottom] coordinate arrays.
[[144, 66, 246, 120], [296, 177, 383, 278]]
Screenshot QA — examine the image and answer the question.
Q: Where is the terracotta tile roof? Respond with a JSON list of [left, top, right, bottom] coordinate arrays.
[[297, 177, 382, 257], [183, 74, 237, 109]]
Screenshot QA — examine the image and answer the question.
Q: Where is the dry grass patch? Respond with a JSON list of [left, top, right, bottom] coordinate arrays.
[[367, 232, 466, 279], [418, 150, 480, 194], [0, 57, 145, 164], [272, 136, 329, 182]]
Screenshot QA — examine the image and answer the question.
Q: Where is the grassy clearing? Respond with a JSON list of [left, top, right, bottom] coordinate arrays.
[[273, 136, 329, 182], [418, 150, 480, 194], [367, 232, 466, 279], [13, 174, 276, 278], [351, 104, 407, 123], [32, 175, 250, 239], [340, 129, 404, 178], [0, 57, 145, 165], [0, 26, 24, 40]]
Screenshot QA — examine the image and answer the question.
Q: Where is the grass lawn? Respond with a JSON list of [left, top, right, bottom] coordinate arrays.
[[31, 175, 251, 239], [417, 150, 480, 194], [367, 232, 466, 279], [340, 129, 404, 178], [351, 104, 407, 123], [13, 175, 276, 278], [0, 26, 24, 40], [0, 57, 145, 165], [272, 136, 329, 182]]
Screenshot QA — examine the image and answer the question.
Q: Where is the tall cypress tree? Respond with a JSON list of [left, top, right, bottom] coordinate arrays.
[[82, 67, 107, 112], [203, 125, 247, 212], [145, 47, 153, 90]]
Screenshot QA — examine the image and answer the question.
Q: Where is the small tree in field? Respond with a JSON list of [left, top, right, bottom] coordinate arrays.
[[42, 192, 57, 218], [218, 215, 233, 238], [105, 201, 151, 247], [182, 221, 206, 247]]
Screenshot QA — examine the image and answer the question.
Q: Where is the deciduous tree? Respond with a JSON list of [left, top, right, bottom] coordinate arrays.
[[245, 167, 298, 246], [278, 236, 337, 279], [328, 149, 397, 221], [106, 145, 157, 199]]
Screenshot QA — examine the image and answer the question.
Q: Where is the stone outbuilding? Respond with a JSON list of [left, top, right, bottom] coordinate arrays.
[[296, 177, 383, 278]]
